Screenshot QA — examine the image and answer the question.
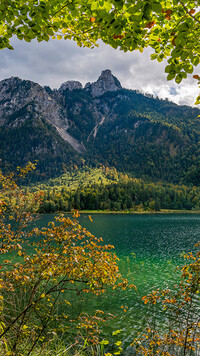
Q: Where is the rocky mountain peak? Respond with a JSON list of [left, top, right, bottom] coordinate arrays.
[[58, 80, 83, 92], [84, 69, 122, 97]]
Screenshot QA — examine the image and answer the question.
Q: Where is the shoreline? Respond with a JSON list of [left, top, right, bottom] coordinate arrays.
[[48, 209, 200, 215]]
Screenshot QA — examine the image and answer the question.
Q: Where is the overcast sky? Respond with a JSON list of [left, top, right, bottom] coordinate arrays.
[[0, 37, 199, 107]]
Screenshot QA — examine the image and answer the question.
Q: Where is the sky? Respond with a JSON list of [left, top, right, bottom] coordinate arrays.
[[0, 36, 200, 107]]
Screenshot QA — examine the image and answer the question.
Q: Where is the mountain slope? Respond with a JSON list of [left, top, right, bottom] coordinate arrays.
[[0, 70, 200, 184]]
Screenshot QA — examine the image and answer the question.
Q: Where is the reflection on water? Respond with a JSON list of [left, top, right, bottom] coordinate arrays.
[[34, 214, 200, 340], [78, 214, 200, 258]]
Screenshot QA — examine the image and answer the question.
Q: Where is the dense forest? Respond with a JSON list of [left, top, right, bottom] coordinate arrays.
[[29, 167, 200, 213], [1, 75, 200, 185]]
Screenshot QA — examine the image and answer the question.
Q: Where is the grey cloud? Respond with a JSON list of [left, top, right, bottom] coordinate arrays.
[[0, 37, 199, 107]]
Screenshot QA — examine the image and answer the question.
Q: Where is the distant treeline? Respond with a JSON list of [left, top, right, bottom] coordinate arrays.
[[36, 178, 200, 212]]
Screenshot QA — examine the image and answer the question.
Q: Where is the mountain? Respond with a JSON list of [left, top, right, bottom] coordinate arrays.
[[0, 70, 200, 184]]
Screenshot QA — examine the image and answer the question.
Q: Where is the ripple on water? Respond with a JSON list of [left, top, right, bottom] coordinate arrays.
[[32, 214, 200, 339]]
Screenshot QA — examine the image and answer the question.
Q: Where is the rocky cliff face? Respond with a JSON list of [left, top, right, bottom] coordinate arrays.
[[0, 70, 121, 150], [1, 70, 200, 183], [84, 69, 122, 97], [0, 77, 67, 128], [0, 76, 87, 153], [59, 81, 83, 92]]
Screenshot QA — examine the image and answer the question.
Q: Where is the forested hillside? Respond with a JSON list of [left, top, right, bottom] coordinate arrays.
[[28, 166, 200, 213], [1, 70, 200, 185]]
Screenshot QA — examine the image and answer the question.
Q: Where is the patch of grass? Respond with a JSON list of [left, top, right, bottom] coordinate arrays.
[[0, 339, 98, 356]]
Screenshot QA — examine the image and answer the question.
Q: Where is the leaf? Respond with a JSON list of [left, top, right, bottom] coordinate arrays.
[[180, 71, 187, 79], [175, 74, 183, 84], [165, 65, 172, 73], [183, 64, 193, 74], [104, 2, 112, 11], [181, 51, 188, 61], [195, 95, 200, 105], [114, 0, 123, 9], [178, 22, 189, 32], [192, 57, 199, 66], [64, 300, 71, 306], [91, 2, 99, 11], [152, 2, 162, 13], [101, 339, 110, 345], [150, 53, 157, 60], [112, 329, 122, 335], [143, 3, 152, 20], [167, 72, 176, 80]]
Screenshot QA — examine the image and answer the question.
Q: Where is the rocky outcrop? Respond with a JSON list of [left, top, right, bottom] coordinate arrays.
[[53, 125, 85, 153], [0, 77, 69, 131], [0, 77, 88, 154], [84, 69, 122, 97], [1, 70, 200, 184], [59, 80, 83, 92]]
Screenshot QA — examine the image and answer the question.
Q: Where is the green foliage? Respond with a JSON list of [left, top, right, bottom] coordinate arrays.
[[134, 244, 200, 355], [85, 90, 200, 184], [0, 166, 130, 355], [1, 1, 200, 98], [0, 112, 81, 183], [1, 82, 200, 185], [58, 87, 200, 185], [30, 168, 200, 213]]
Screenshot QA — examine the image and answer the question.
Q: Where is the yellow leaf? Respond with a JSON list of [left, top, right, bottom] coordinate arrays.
[[115, 341, 122, 346], [112, 329, 122, 336], [65, 300, 71, 306]]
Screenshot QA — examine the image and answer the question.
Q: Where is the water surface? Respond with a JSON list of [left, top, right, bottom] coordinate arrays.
[[34, 214, 200, 339]]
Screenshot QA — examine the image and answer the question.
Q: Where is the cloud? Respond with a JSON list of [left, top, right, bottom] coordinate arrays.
[[0, 37, 199, 107]]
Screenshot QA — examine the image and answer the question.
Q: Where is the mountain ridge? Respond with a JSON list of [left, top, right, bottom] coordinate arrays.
[[0, 70, 200, 184]]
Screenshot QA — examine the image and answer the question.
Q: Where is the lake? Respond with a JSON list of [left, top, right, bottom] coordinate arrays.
[[35, 213, 200, 342]]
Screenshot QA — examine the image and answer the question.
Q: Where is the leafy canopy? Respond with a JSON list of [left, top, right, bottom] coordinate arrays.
[[0, 164, 130, 354], [1, 0, 200, 100]]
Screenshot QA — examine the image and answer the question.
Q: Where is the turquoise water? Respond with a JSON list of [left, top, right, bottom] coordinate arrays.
[[33, 213, 200, 341]]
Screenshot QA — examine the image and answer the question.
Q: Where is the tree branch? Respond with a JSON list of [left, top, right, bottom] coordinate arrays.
[[179, 1, 200, 25]]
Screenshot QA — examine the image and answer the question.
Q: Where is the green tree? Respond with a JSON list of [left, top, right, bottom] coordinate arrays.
[[1, 0, 200, 99], [0, 166, 130, 354]]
